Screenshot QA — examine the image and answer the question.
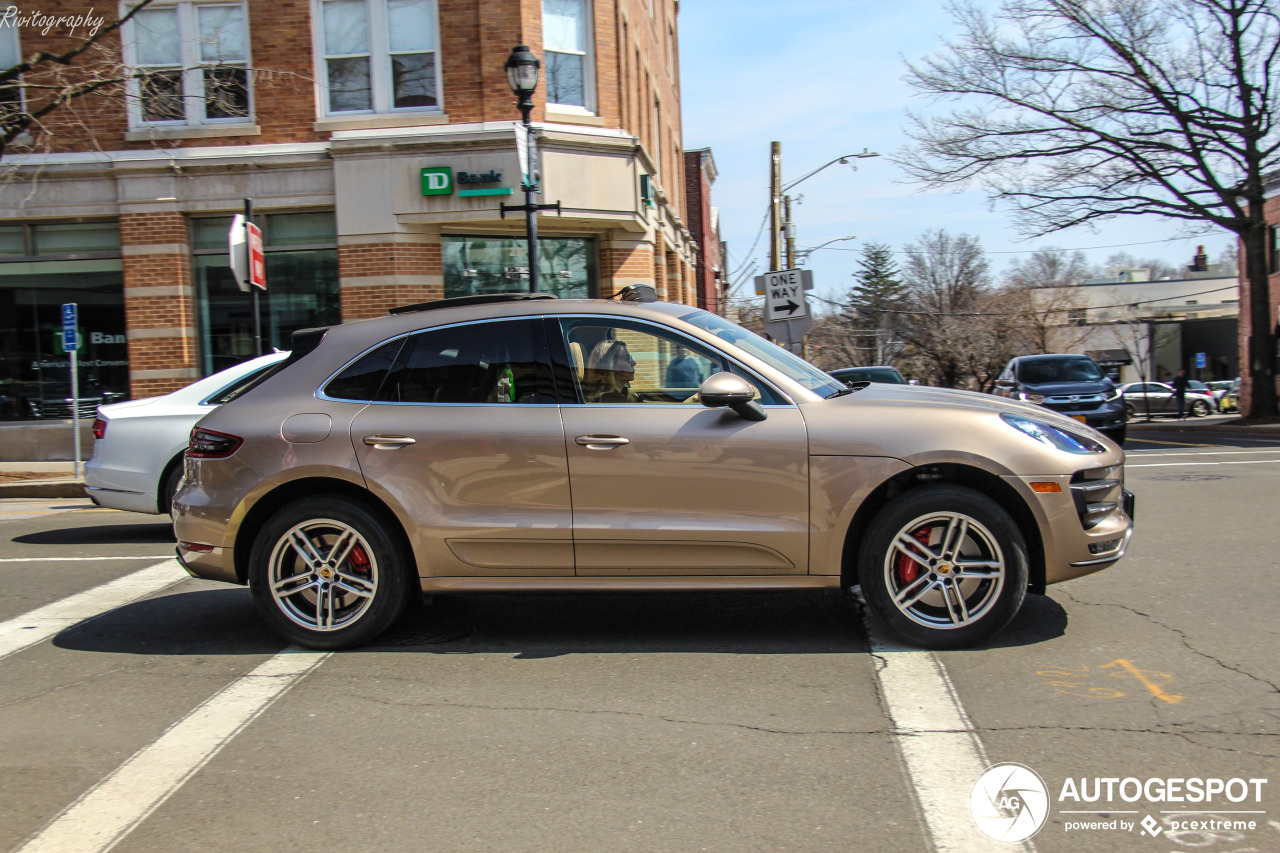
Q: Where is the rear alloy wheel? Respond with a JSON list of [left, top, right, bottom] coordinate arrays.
[[249, 496, 411, 649], [1190, 399, 1211, 418], [858, 486, 1028, 649], [1123, 402, 1137, 420], [161, 462, 184, 516]]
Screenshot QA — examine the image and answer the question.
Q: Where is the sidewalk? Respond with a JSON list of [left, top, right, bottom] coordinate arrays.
[[1127, 413, 1280, 433], [0, 461, 86, 499]]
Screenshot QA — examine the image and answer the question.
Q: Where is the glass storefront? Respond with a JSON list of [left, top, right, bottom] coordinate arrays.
[[192, 213, 340, 374], [0, 222, 127, 422], [442, 235, 596, 299]]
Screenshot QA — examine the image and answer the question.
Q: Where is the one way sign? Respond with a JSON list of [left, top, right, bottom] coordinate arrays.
[[762, 269, 811, 323]]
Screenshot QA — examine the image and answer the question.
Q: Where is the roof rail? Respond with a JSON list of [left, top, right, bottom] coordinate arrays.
[[387, 292, 557, 315]]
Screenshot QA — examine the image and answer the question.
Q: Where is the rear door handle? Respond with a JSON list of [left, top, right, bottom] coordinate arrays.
[[363, 435, 416, 448], [574, 435, 630, 450]]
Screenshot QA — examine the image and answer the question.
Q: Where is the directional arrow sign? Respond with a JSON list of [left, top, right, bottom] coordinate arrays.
[[763, 269, 810, 323]]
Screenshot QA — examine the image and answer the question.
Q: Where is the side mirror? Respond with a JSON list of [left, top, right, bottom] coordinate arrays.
[[699, 372, 767, 421], [1108, 373, 1120, 383], [994, 379, 1014, 389]]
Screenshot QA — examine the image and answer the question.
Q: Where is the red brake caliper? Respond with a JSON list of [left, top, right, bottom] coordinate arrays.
[[349, 543, 371, 575], [896, 527, 932, 586]]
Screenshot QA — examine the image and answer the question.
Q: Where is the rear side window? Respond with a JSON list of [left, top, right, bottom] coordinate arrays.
[[378, 319, 555, 404], [205, 361, 282, 405], [324, 338, 407, 402]]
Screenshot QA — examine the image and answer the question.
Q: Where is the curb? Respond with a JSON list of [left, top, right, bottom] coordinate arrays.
[[1128, 419, 1280, 435], [0, 480, 87, 499]]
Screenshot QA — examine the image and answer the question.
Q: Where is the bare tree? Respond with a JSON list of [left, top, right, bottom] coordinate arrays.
[[1107, 311, 1180, 421], [898, 229, 996, 387], [1003, 247, 1092, 353], [901, 0, 1280, 418]]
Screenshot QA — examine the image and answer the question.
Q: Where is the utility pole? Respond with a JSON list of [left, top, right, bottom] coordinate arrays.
[[784, 195, 796, 269], [770, 141, 782, 272]]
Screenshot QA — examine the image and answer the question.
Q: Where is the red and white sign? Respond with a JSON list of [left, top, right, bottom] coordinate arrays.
[[247, 222, 266, 290]]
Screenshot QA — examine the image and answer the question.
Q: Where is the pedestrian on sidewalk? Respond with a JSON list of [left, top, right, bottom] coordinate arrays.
[[1172, 368, 1189, 419]]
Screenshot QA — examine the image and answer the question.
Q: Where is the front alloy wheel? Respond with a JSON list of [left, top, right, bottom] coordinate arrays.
[[249, 496, 410, 649], [859, 486, 1028, 649]]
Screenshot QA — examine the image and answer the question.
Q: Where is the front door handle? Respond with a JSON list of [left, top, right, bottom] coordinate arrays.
[[575, 435, 630, 450], [363, 435, 416, 449]]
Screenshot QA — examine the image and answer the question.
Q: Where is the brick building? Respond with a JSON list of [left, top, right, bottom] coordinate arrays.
[[1238, 170, 1280, 413], [683, 147, 723, 313], [0, 0, 701, 422]]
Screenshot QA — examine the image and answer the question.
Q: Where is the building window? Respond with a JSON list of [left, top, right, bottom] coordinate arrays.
[[1270, 225, 1279, 275], [542, 0, 594, 111], [0, 22, 21, 125], [0, 222, 127, 422], [126, 2, 251, 125], [191, 213, 340, 374], [443, 236, 596, 300], [317, 0, 441, 114]]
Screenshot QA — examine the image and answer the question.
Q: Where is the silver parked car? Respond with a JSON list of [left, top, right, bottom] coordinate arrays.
[[174, 291, 1134, 651], [86, 352, 288, 514], [1119, 381, 1216, 419]]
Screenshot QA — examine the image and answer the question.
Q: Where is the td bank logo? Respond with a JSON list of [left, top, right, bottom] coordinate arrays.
[[421, 167, 452, 196], [970, 763, 1051, 842]]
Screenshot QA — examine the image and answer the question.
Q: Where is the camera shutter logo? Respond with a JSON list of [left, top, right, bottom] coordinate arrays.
[[970, 763, 1051, 842]]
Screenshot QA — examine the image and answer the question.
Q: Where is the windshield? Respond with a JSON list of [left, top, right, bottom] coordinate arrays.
[[1018, 357, 1104, 384], [678, 309, 846, 397]]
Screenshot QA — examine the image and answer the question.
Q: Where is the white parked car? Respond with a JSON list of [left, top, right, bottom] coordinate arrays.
[[85, 352, 288, 514]]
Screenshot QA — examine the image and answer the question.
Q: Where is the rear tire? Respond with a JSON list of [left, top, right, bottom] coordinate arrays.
[[249, 495, 411, 650], [160, 461, 183, 516], [858, 486, 1028, 649], [1190, 399, 1211, 418]]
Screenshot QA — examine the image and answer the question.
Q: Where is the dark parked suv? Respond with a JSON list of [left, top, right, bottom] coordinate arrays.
[[993, 354, 1126, 446]]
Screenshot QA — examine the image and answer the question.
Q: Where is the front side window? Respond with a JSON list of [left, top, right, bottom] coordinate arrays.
[[557, 318, 784, 405], [318, 0, 440, 114], [678, 309, 844, 397], [378, 320, 554, 404], [542, 0, 593, 111], [127, 2, 250, 125]]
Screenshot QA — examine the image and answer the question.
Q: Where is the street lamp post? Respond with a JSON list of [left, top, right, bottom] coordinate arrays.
[[501, 45, 560, 293]]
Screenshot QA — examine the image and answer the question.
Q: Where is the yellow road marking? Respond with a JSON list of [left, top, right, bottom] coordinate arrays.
[[1100, 659, 1184, 704], [1129, 437, 1219, 447]]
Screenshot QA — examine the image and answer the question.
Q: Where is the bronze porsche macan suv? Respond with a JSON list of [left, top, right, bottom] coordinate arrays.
[[173, 289, 1134, 650]]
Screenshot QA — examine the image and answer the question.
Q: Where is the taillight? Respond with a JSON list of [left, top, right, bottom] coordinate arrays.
[[187, 427, 243, 459], [92, 418, 107, 440]]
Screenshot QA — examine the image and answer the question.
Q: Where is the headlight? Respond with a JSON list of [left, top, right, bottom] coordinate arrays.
[[1001, 413, 1108, 453], [1016, 391, 1047, 404], [1102, 387, 1120, 401]]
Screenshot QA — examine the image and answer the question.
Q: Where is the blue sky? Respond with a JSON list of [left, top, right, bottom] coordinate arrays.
[[676, 0, 1235, 306]]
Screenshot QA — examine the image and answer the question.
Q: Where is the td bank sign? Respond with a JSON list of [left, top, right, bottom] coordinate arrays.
[[420, 167, 512, 197]]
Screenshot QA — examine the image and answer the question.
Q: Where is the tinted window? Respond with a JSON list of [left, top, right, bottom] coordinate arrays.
[[206, 361, 284, 405], [380, 319, 554, 404], [324, 338, 406, 402], [1017, 358, 1103, 384]]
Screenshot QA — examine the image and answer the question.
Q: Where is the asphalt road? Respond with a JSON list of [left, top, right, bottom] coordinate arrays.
[[1, 427, 1278, 853]]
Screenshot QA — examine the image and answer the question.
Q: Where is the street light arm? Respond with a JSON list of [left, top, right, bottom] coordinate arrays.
[[781, 149, 878, 193], [795, 234, 859, 261]]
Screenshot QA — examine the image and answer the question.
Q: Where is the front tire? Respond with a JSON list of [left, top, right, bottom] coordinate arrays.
[[249, 496, 412, 650], [858, 486, 1028, 649]]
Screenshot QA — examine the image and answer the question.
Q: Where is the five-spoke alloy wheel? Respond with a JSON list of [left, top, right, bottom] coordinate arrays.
[[859, 486, 1028, 649], [249, 496, 411, 649]]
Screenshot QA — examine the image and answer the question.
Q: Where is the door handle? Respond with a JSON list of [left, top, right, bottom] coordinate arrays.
[[575, 434, 630, 449], [363, 435, 416, 448]]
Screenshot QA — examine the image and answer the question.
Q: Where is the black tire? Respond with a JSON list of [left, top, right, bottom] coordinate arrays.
[[1123, 402, 1137, 420], [858, 485, 1028, 649], [248, 495, 412, 650], [160, 460, 184, 516], [1190, 399, 1211, 418]]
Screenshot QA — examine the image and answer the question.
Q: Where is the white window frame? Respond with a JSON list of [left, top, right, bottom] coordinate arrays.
[[311, 0, 443, 117], [542, 0, 596, 115], [121, 0, 253, 128]]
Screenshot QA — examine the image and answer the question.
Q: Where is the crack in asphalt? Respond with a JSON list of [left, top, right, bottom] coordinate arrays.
[[1057, 589, 1280, 694]]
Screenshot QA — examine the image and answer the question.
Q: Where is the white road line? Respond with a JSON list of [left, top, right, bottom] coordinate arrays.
[[1127, 448, 1280, 456], [1128, 459, 1280, 468], [0, 556, 175, 563], [869, 628, 1034, 853], [0, 560, 186, 661], [15, 648, 329, 853]]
